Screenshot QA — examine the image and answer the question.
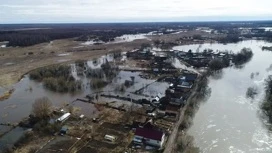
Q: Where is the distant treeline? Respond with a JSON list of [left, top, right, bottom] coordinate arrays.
[[1, 21, 272, 47], [218, 34, 241, 43], [243, 32, 272, 42], [0, 27, 156, 47]]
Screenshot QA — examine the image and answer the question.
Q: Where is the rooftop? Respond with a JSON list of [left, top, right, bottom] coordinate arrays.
[[135, 128, 164, 141]]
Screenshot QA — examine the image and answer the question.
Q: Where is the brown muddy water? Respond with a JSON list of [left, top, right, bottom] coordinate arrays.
[[174, 40, 272, 153]]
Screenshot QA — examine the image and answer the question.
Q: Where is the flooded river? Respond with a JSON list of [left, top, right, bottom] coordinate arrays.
[[176, 40, 272, 153]]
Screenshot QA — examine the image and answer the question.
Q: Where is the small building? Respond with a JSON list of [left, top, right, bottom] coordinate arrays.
[[60, 126, 69, 135], [0, 41, 8, 48], [181, 73, 198, 82], [165, 105, 180, 117], [56, 113, 71, 122], [177, 81, 193, 89], [133, 128, 165, 148], [170, 97, 185, 106], [104, 135, 117, 142], [151, 93, 163, 104]]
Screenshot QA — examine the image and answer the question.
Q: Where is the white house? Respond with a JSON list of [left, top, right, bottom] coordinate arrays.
[[133, 128, 165, 148]]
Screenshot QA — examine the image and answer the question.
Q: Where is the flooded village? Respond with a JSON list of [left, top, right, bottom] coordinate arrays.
[[0, 44, 203, 153], [1, 22, 272, 153]]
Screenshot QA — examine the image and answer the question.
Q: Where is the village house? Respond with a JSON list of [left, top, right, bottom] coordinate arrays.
[[177, 81, 193, 89], [133, 127, 165, 148], [126, 48, 153, 60], [165, 105, 180, 117], [170, 97, 185, 106]]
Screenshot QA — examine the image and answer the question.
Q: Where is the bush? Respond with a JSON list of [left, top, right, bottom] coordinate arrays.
[[90, 79, 108, 89], [29, 65, 82, 92], [86, 68, 104, 79], [75, 60, 85, 68], [208, 59, 225, 71], [262, 46, 272, 51], [176, 133, 199, 153], [32, 97, 52, 119], [246, 87, 258, 98]]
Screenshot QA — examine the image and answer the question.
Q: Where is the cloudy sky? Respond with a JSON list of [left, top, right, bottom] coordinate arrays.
[[0, 0, 272, 23]]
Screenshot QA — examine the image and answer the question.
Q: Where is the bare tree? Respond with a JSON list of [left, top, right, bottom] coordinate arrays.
[[32, 97, 53, 119]]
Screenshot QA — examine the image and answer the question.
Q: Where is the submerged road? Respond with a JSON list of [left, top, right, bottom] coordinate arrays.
[[163, 77, 199, 153]]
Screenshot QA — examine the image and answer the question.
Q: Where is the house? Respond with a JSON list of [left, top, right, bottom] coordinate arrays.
[[133, 128, 165, 148], [170, 97, 185, 106], [151, 93, 163, 104], [126, 49, 153, 60], [177, 81, 193, 89], [182, 73, 198, 82], [143, 105, 156, 113], [124, 80, 134, 87], [165, 105, 180, 117]]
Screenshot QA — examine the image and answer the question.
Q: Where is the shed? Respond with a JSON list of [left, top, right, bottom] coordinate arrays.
[[104, 135, 117, 142], [60, 126, 69, 135], [56, 113, 71, 122]]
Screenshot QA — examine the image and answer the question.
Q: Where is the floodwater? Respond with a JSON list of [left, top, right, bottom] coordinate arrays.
[[178, 40, 272, 153], [0, 127, 25, 152], [0, 52, 164, 125], [0, 54, 115, 124]]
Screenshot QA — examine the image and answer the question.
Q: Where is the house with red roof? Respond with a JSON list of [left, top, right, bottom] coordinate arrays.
[[133, 127, 165, 148]]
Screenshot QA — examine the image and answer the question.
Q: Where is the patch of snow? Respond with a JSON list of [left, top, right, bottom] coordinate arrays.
[[216, 129, 221, 132], [57, 59, 71, 63], [207, 124, 216, 129], [3, 62, 14, 66], [112, 34, 149, 43], [58, 53, 71, 57], [229, 146, 245, 153]]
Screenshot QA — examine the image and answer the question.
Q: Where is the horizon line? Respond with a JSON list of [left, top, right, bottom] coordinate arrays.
[[1, 19, 272, 25]]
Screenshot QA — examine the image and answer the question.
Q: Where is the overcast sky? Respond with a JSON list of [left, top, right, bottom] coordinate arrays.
[[0, 0, 272, 23]]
